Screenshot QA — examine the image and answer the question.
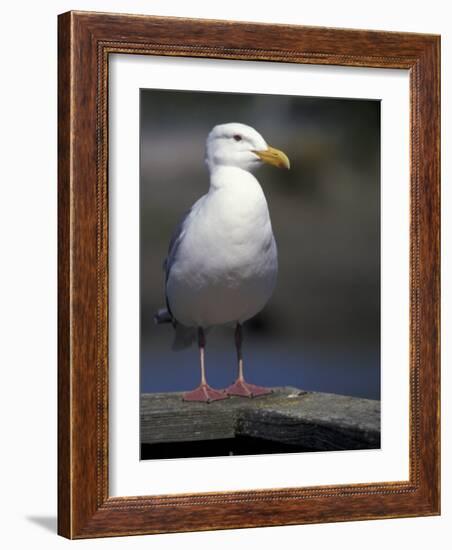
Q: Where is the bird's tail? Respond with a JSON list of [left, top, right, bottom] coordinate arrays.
[[153, 308, 172, 324], [153, 308, 197, 351], [171, 324, 197, 351]]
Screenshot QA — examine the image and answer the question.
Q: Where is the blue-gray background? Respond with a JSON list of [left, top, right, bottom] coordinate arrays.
[[140, 89, 380, 400]]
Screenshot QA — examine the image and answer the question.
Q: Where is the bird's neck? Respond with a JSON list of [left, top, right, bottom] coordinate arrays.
[[208, 165, 260, 192]]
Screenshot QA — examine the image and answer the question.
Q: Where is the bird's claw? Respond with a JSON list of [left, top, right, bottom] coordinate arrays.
[[183, 384, 228, 403], [225, 379, 273, 398]]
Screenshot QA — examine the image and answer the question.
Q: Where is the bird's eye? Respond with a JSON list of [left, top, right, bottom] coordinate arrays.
[[233, 134, 242, 142]]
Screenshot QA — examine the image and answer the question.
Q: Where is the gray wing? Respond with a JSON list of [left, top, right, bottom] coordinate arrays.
[[163, 197, 203, 317], [164, 207, 191, 283]]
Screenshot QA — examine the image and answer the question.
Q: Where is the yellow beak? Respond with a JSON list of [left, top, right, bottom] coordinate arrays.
[[253, 145, 290, 170]]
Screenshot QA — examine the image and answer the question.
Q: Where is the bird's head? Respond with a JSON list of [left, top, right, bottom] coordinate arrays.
[[205, 123, 290, 173]]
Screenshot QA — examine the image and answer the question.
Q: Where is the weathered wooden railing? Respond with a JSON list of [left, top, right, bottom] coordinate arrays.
[[140, 386, 380, 459]]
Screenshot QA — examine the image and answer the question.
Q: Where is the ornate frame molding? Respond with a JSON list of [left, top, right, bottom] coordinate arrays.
[[58, 11, 440, 538]]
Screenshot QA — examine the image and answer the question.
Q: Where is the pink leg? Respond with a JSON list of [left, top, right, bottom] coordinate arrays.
[[183, 328, 228, 403], [225, 324, 273, 398]]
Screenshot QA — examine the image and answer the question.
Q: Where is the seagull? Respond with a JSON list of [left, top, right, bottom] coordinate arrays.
[[154, 123, 290, 402]]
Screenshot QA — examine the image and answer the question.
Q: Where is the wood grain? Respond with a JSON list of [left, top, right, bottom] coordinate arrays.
[[58, 11, 440, 538], [57, 11, 71, 538], [141, 387, 380, 450]]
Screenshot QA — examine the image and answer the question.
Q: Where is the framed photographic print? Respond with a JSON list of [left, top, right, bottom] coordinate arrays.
[[58, 11, 440, 538]]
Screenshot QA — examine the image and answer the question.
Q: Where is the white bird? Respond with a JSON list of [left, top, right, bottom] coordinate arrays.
[[154, 123, 290, 402]]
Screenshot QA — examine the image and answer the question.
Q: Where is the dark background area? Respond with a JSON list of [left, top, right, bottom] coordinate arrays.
[[140, 89, 380, 400]]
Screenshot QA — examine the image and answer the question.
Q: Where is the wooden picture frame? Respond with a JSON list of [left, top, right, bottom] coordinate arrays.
[[58, 10, 440, 538]]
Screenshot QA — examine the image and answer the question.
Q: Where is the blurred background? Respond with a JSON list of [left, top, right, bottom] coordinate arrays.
[[140, 89, 380, 400]]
